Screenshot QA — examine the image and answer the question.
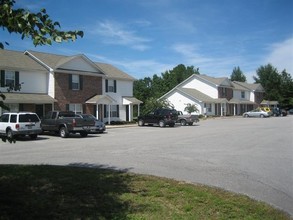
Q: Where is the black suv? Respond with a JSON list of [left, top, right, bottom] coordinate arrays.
[[138, 108, 178, 127]]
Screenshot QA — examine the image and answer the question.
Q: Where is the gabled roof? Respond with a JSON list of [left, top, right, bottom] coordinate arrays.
[[0, 49, 46, 71], [95, 62, 136, 81], [25, 50, 104, 75], [232, 81, 264, 92]]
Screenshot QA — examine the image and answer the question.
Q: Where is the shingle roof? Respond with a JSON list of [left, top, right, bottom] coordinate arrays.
[[0, 49, 46, 71], [198, 74, 229, 86], [179, 88, 228, 103], [232, 81, 264, 91], [95, 62, 135, 81]]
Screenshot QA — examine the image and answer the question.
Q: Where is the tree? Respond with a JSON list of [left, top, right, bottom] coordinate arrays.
[[184, 103, 199, 114], [141, 97, 174, 115], [253, 64, 281, 101], [279, 69, 293, 107], [0, 0, 83, 142], [230, 66, 246, 82], [0, 0, 84, 49]]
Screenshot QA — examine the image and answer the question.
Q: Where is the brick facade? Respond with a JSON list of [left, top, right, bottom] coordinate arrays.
[[54, 72, 102, 113]]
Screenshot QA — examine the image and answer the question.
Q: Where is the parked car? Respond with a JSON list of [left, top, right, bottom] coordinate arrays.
[[138, 108, 178, 127], [0, 112, 42, 140], [76, 114, 106, 133], [272, 107, 287, 117], [177, 111, 199, 126], [243, 109, 270, 118], [289, 109, 293, 115], [41, 111, 96, 138]]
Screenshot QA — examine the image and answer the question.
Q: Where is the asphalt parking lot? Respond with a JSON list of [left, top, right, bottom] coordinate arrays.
[[1, 116, 293, 215]]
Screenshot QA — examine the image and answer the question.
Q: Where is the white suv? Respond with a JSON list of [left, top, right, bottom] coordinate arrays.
[[0, 112, 42, 140]]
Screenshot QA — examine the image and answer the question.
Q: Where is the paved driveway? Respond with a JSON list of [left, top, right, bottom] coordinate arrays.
[[1, 116, 292, 215]]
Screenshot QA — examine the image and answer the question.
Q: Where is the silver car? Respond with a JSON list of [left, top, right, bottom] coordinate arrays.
[[243, 109, 270, 118]]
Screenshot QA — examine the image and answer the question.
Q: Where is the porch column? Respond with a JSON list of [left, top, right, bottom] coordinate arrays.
[[138, 104, 140, 116], [96, 103, 99, 119], [234, 104, 236, 116], [129, 104, 132, 121]]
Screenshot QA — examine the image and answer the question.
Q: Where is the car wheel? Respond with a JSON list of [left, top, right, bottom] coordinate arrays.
[[260, 114, 264, 118], [80, 132, 88, 137], [159, 120, 165, 127], [244, 114, 249, 118], [138, 119, 144, 126], [29, 134, 38, 140], [59, 127, 69, 138], [6, 129, 13, 139], [180, 120, 187, 126]]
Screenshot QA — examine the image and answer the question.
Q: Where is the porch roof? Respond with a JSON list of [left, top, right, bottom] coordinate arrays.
[[229, 98, 255, 104], [85, 95, 117, 105], [2, 93, 56, 104], [122, 97, 143, 105]]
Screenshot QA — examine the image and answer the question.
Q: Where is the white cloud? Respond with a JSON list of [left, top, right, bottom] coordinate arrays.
[[265, 37, 293, 74], [89, 20, 151, 51]]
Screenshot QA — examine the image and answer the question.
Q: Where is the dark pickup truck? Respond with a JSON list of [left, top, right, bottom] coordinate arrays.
[[41, 111, 96, 138]]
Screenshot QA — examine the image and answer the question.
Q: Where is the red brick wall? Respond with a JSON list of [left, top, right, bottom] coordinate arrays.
[[218, 87, 233, 100], [54, 73, 102, 112]]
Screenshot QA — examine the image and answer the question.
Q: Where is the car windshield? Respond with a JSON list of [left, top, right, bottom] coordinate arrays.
[[19, 114, 39, 122]]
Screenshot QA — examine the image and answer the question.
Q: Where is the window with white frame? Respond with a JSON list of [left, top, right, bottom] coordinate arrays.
[[105, 105, 119, 117], [71, 74, 80, 90], [241, 91, 245, 99], [105, 79, 116, 93], [5, 71, 15, 86], [69, 104, 83, 114]]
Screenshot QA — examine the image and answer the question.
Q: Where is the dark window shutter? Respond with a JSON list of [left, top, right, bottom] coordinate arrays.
[[79, 75, 83, 90], [1, 70, 5, 87], [15, 71, 19, 87], [114, 80, 117, 93], [68, 74, 72, 90], [104, 105, 107, 117], [117, 105, 119, 117], [66, 104, 69, 111], [105, 79, 108, 92]]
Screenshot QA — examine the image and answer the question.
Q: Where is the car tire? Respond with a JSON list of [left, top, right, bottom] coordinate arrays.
[[244, 114, 249, 118], [138, 119, 144, 126], [59, 127, 69, 138], [159, 120, 165, 128], [29, 134, 38, 140], [6, 129, 13, 139], [80, 132, 88, 137], [260, 114, 264, 118], [180, 120, 187, 126]]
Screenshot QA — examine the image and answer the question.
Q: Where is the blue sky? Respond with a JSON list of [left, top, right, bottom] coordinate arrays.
[[2, 0, 293, 82]]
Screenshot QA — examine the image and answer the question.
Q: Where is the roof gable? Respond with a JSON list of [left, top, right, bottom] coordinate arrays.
[[25, 50, 104, 75]]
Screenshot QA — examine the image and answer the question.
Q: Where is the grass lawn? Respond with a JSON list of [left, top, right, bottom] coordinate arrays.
[[0, 165, 290, 219]]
